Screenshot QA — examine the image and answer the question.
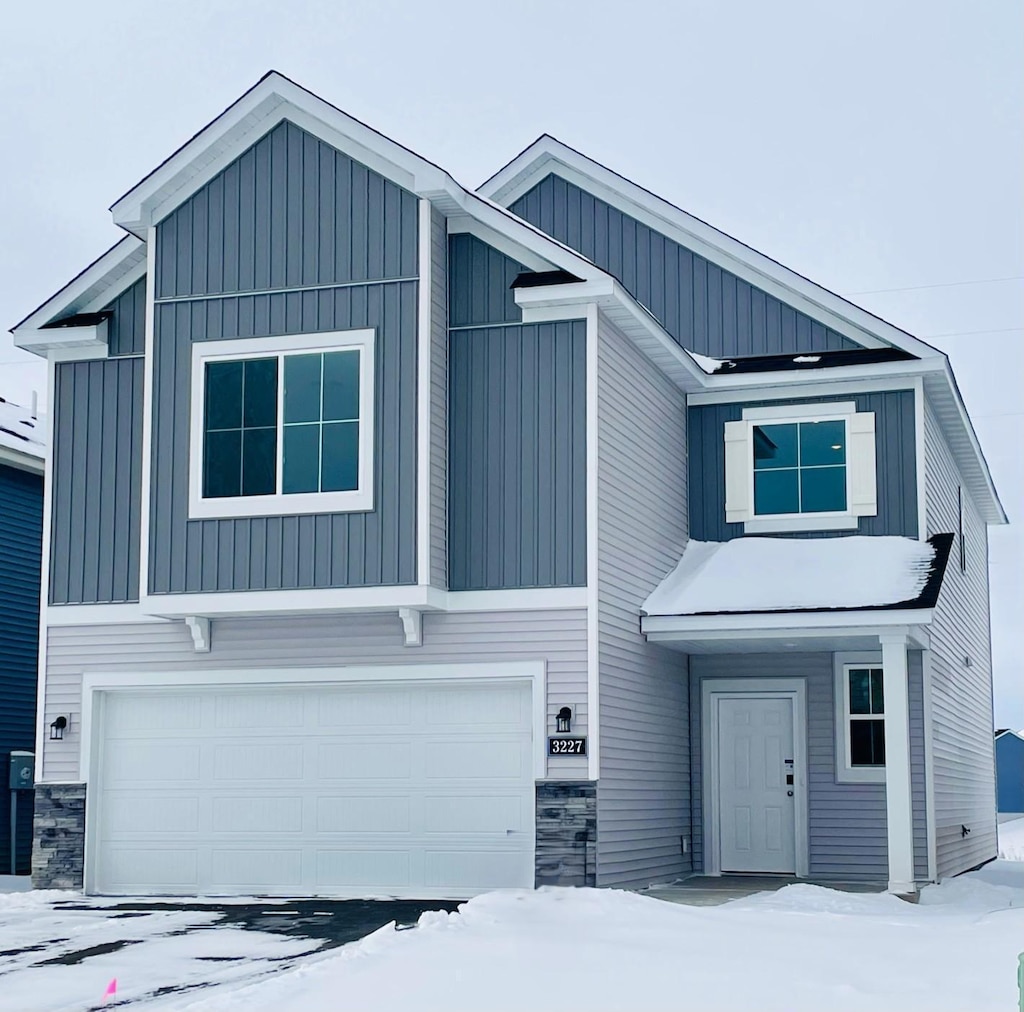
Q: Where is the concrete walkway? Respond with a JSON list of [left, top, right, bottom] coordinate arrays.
[[643, 875, 884, 907]]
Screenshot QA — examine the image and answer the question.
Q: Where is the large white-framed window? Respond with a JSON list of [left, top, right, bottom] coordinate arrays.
[[724, 401, 876, 533], [833, 652, 886, 784], [188, 330, 375, 519]]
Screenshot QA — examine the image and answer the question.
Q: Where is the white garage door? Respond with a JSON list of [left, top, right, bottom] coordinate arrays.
[[92, 679, 535, 898]]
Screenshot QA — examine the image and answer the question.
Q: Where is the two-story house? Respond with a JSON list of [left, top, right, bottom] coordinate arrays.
[[12, 72, 1004, 897]]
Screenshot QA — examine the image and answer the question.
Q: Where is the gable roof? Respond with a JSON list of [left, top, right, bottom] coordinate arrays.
[[0, 395, 45, 473], [479, 134, 942, 360]]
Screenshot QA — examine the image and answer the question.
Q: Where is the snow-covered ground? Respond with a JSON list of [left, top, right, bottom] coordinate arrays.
[[3, 822, 1024, 1011]]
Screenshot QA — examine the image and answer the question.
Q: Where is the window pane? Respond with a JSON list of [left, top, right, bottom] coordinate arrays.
[[203, 430, 241, 498], [850, 719, 885, 766], [205, 361, 243, 431], [800, 466, 847, 512], [284, 354, 322, 424], [799, 420, 846, 467], [283, 423, 321, 494], [753, 423, 797, 470], [870, 669, 884, 714], [242, 358, 278, 428], [849, 669, 871, 714], [754, 468, 799, 515], [322, 421, 359, 492], [241, 427, 277, 496], [323, 351, 360, 421]]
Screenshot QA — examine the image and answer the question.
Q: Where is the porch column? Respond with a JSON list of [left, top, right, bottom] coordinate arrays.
[[880, 632, 915, 894]]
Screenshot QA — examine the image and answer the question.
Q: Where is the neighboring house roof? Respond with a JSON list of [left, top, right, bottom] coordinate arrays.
[[0, 395, 45, 474], [643, 534, 953, 617], [996, 730, 1024, 742]]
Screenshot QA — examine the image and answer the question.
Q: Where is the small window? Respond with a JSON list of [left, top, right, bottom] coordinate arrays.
[[724, 402, 877, 534], [189, 331, 374, 519], [835, 656, 886, 783]]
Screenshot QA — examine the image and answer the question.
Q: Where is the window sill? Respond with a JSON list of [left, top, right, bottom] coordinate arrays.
[[744, 514, 859, 534], [188, 489, 374, 520], [836, 766, 886, 785]]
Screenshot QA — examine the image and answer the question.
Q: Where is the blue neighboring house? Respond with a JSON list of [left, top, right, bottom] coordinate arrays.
[[995, 730, 1024, 815], [0, 395, 44, 875]]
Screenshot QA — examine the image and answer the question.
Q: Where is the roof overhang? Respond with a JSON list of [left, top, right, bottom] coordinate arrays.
[[0, 442, 44, 474], [642, 612, 933, 654]]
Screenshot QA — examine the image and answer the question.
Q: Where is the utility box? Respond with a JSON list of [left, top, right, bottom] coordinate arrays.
[[9, 752, 34, 791]]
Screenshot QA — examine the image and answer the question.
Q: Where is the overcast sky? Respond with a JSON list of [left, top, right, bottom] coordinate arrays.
[[1, 1, 1020, 721]]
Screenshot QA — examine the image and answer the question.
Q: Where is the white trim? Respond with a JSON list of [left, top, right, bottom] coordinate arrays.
[[139, 230, 156, 606], [0, 443, 44, 474], [33, 359, 56, 783], [913, 377, 928, 541], [701, 677, 809, 878], [585, 303, 600, 781], [138, 584, 589, 619], [12, 235, 145, 338], [397, 606, 423, 647], [642, 611, 932, 636], [416, 198, 432, 587], [15, 320, 109, 358], [742, 401, 857, 421], [689, 372, 924, 406], [744, 516, 858, 534], [879, 631, 916, 894], [479, 138, 940, 359], [921, 647, 938, 881], [447, 215, 554, 272], [45, 345, 110, 364], [46, 603, 170, 626], [187, 330, 375, 519], [80, 660, 547, 894], [832, 651, 886, 784]]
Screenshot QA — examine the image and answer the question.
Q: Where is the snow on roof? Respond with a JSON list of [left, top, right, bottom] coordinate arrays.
[[642, 536, 936, 616], [0, 396, 45, 461]]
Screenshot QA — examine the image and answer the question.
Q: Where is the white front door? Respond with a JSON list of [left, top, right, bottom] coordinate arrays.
[[717, 695, 797, 874]]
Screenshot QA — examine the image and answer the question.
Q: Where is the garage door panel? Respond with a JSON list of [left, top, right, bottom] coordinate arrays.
[[213, 743, 304, 781], [214, 693, 305, 729], [316, 796, 411, 833], [104, 741, 201, 783], [318, 742, 413, 779], [94, 680, 535, 897], [211, 796, 304, 833], [102, 794, 200, 835], [105, 693, 202, 733], [315, 849, 411, 887], [100, 848, 199, 890], [317, 689, 413, 727], [210, 849, 303, 889]]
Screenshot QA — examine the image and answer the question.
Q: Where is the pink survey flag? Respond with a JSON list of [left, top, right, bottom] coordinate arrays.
[[103, 978, 117, 1002]]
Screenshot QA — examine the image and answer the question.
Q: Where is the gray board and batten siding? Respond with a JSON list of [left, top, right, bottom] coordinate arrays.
[[42, 609, 591, 783], [428, 206, 448, 588], [595, 313, 691, 888], [510, 174, 862, 358], [49, 277, 146, 605], [447, 233, 587, 591], [149, 119, 420, 595], [923, 402, 997, 876], [688, 390, 919, 542], [689, 652, 929, 883]]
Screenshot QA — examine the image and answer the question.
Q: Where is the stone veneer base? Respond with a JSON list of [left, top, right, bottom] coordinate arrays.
[[32, 783, 86, 890], [535, 781, 597, 887]]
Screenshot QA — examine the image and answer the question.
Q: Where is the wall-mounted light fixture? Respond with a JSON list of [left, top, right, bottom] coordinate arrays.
[[49, 716, 68, 741], [556, 706, 572, 734]]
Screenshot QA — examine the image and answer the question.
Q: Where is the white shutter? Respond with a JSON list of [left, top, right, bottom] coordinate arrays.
[[848, 411, 877, 517], [724, 420, 751, 523]]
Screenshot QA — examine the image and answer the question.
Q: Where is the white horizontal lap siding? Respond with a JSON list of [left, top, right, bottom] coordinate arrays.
[[596, 314, 689, 888], [924, 403, 996, 877], [429, 206, 448, 588], [43, 609, 588, 782]]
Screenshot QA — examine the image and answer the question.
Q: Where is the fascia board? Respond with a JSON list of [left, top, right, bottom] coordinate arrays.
[[10, 236, 144, 335], [15, 320, 109, 359], [0, 444, 45, 474], [641, 610, 933, 634], [479, 137, 941, 361]]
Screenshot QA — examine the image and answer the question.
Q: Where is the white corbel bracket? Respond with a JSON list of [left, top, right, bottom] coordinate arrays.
[[184, 615, 211, 653], [397, 607, 423, 647]]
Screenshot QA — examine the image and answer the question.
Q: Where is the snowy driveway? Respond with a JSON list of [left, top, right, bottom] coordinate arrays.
[[0, 893, 457, 1011]]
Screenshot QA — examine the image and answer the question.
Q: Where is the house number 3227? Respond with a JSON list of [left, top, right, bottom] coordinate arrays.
[[548, 737, 587, 756]]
